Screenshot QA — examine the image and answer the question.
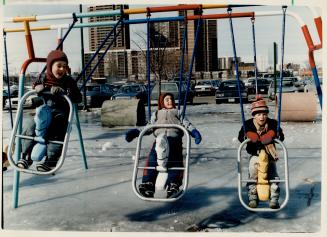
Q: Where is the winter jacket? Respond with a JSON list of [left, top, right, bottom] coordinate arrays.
[[238, 118, 284, 156], [150, 108, 195, 138], [33, 74, 82, 104]]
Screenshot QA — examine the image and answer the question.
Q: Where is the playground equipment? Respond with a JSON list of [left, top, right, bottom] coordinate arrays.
[[3, 12, 87, 208], [3, 4, 322, 207], [227, 6, 289, 211]]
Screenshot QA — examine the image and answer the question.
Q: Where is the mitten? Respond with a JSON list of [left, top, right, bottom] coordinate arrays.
[[51, 86, 65, 95], [191, 129, 202, 145], [125, 129, 140, 142], [35, 84, 45, 94], [246, 131, 260, 143], [260, 130, 276, 145]]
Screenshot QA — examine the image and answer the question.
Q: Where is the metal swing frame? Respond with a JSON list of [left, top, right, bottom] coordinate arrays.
[[130, 8, 204, 202], [237, 138, 290, 212], [132, 124, 191, 202], [7, 91, 74, 176]]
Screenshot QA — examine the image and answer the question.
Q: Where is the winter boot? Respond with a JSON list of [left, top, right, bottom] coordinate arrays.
[[17, 153, 33, 169], [248, 184, 258, 208], [167, 183, 180, 198], [36, 157, 56, 172], [269, 182, 280, 209], [269, 198, 280, 209], [138, 182, 155, 198]]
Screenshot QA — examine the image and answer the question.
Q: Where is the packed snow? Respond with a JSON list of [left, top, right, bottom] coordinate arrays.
[[1, 99, 323, 233]]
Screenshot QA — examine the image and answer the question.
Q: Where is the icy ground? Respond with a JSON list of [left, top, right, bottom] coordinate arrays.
[[1, 101, 323, 233]]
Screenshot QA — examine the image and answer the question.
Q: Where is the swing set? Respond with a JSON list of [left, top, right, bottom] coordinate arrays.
[[3, 4, 322, 210]]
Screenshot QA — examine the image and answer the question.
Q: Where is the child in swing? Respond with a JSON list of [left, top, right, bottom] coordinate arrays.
[[17, 50, 82, 172], [238, 98, 284, 209], [125, 92, 202, 198]]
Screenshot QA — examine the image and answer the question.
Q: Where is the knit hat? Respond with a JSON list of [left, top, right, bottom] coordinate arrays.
[[45, 50, 69, 86], [251, 99, 269, 116], [158, 93, 176, 110]]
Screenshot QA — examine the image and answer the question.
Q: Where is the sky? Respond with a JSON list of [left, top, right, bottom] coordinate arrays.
[[2, 3, 323, 76]]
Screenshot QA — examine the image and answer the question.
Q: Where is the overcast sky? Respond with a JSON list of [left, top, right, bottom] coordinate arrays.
[[2, 4, 322, 75]]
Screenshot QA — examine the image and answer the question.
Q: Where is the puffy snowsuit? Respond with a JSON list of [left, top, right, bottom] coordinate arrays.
[[142, 108, 196, 188]]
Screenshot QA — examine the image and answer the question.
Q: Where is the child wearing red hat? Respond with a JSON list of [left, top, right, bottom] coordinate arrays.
[[238, 98, 284, 209], [125, 92, 201, 198], [17, 50, 82, 172]]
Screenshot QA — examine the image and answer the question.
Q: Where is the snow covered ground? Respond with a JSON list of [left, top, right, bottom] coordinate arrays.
[[1, 100, 323, 233]]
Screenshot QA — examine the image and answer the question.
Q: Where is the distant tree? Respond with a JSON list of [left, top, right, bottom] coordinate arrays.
[[131, 22, 180, 88]]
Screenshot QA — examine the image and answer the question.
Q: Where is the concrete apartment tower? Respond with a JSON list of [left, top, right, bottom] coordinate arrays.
[[85, 5, 130, 80]]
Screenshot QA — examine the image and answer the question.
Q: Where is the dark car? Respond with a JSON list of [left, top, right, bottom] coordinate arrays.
[[151, 81, 194, 105], [215, 79, 247, 104], [111, 84, 148, 102], [247, 78, 271, 101], [83, 83, 115, 108]]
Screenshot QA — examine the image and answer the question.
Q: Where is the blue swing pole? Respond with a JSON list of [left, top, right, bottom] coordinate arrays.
[[77, 19, 123, 87], [177, 18, 188, 111], [182, 17, 202, 120], [250, 17, 259, 97], [228, 8, 246, 134], [146, 12, 152, 121], [277, 6, 287, 135], [79, 25, 123, 91], [73, 104, 88, 169]]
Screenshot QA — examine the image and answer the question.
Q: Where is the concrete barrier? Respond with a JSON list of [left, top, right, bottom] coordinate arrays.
[[101, 99, 146, 127], [275, 92, 318, 122]]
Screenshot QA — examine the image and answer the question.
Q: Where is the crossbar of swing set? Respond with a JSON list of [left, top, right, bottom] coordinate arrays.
[[5, 10, 322, 106], [4, 4, 259, 23], [4, 12, 255, 33]]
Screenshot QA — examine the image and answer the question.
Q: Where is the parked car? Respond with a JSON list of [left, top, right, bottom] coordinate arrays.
[[111, 83, 148, 102], [194, 79, 220, 96], [2, 86, 19, 107], [151, 81, 194, 104], [268, 77, 305, 100], [4, 91, 38, 110], [287, 76, 305, 92], [215, 79, 247, 104], [247, 78, 271, 101], [83, 83, 115, 108]]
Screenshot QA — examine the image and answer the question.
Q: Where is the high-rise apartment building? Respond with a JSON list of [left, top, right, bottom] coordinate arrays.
[[88, 5, 130, 51], [85, 5, 130, 79], [178, 10, 218, 73], [149, 21, 179, 48]]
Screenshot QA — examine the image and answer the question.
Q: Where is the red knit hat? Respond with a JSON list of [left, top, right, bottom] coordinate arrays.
[[158, 93, 176, 110], [45, 50, 69, 86], [251, 99, 269, 116]]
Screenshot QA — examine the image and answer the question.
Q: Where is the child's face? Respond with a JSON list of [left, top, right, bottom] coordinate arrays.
[[51, 60, 68, 79], [163, 95, 174, 109], [254, 112, 268, 126]]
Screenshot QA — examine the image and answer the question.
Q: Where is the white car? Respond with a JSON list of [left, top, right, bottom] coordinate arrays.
[[194, 79, 220, 96], [4, 93, 38, 110]]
